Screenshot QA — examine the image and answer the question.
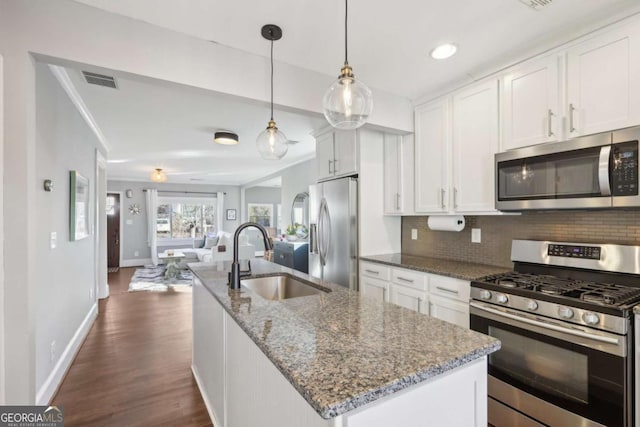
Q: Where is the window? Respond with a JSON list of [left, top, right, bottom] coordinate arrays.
[[157, 197, 217, 239], [106, 195, 117, 216], [248, 203, 273, 227]]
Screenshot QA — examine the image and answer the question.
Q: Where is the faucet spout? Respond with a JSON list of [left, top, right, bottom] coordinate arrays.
[[229, 222, 273, 290]]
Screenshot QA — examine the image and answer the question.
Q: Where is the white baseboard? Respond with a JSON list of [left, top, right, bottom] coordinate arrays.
[[120, 258, 152, 268], [36, 303, 98, 405], [191, 364, 218, 427]]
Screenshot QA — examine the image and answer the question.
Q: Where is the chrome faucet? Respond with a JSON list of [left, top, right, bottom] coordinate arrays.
[[228, 222, 273, 290]]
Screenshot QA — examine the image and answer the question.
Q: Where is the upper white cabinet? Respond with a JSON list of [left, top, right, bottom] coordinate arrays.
[[383, 134, 414, 215], [566, 26, 640, 137], [315, 129, 358, 182], [414, 98, 450, 213], [414, 80, 499, 214], [452, 80, 500, 213], [502, 55, 561, 150]]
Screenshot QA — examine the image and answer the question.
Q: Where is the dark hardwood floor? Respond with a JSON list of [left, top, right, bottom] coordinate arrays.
[[52, 267, 212, 426]]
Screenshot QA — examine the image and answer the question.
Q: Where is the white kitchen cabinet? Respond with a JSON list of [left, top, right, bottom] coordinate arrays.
[[502, 55, 562, 150], [414, 98, 450, 213], [567, 26, 640, 137], [315, 129, 358, 182], [383, 134, 414, 215], [429, 295, 470, 329], [389, 283, 428, 315], [360, 275, 389, 303], [452, 80, 500, 213]]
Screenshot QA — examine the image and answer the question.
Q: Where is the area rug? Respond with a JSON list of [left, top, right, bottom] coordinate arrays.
[[128, 266, 193, 292]]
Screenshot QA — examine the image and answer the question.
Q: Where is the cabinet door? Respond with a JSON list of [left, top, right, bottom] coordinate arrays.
[[429, 294, 469, 328], [315, 132, 335, 181], [414, 98, 450, 213], [452, 80, 499, 213], [360, 275, 389, 303], [567, 27, 640, 137], [333, 129, 358, 178], [383, 134, 402, 214], [390, 283, 428, 315], [502, 55, 561, 150]]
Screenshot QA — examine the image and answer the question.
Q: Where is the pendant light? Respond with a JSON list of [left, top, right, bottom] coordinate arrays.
[[256, 24, 288, 160], [150, 168, 167, 183], [322, 0, 373, 130]]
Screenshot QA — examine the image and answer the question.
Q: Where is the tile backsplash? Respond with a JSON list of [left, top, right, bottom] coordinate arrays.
[[402, 210, 640, 268]]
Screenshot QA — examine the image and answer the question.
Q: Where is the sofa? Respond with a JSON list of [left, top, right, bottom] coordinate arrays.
[[164, 231, 255, 268]]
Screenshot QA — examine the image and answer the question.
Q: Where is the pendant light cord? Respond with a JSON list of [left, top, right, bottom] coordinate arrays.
[[344, 0, 349, 66], [270, 37, 274, 121]]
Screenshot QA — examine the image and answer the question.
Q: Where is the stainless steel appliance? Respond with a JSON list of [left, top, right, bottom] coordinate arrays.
[[470, 239, 640, 427], [308, 177, 358, 289], [495, 126, 639, 210]]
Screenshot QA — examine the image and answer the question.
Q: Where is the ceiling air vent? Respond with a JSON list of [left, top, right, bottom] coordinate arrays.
[[518, 0, 553, 11], [82, 71, 118, 89]]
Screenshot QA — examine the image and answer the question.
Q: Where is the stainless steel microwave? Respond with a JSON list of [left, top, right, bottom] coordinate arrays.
[[495, 127, 639, 210]]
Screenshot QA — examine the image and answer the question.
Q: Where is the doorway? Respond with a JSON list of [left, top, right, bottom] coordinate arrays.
[[106, 193, 121, 271]]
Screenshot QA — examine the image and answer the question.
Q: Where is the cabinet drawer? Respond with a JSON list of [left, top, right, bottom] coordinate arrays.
[[359, 275, 389, 303], [429, 275, 470, 303], [429, 294, 469, 328], [389, 283, 428, 315], [360, 261, 391, 280], [391, 268, 427, 291]]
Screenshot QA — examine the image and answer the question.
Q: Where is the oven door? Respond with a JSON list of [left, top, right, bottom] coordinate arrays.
[[470, 301, 630, 427]]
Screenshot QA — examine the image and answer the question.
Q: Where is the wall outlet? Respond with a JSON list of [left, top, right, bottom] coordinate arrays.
[[471, 228, 481, 243], [411, 229, 418, 240], [50, 232, 57, 249], [134, 250, 139, 257], [50, 341, 56, 362], [126, 219, 133, 225]]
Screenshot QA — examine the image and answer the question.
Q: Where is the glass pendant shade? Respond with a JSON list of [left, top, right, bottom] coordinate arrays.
[[323, 66, 373, 130], [150, 168, 167, 183], [256, 120, 288, 160]]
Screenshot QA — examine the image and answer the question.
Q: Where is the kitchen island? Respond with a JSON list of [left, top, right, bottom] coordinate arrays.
[[190, 260, 500, 427]]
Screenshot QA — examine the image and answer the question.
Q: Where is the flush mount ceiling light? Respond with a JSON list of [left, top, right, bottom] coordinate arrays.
[[430, 43, 458, 60], [256, 24, 288, 160], [322, 0, 373, 130], [150, 168, 167, 183], [214, 131, 239, 145]]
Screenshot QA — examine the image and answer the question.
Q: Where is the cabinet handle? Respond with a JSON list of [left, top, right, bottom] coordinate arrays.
[[547, 109, 555, 137], [440, 188, 446, 209], [453, 187, 458, 209], [333, 158, 339, 173], [396, 276, 415, 283], [569, 103, 576, 133], [435, 286, 459, 295], [365, 269, 380, 275], [328, 160, 334, 174], [396, 193, 401, 211]]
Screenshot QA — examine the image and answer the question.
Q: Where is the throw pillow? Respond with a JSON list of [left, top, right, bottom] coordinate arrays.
[[204, 236, 219, 249]]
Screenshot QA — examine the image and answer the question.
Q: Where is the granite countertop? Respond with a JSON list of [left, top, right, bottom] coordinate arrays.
[[360, 253, 511, 281], [189, 260, 500, 420]]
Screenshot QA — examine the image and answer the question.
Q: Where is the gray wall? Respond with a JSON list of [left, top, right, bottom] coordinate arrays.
[[34, 63, 102, 394], [280, 159, 316, 229], [107, 180, 241, 263]]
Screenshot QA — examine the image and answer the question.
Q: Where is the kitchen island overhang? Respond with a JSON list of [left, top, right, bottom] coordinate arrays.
[[190, 260, 500, 426]]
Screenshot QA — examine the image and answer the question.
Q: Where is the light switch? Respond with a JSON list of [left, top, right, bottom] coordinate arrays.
[[411, 229, 418, 240], [50, 232, 57, 249], [471, 228, 481, 243]]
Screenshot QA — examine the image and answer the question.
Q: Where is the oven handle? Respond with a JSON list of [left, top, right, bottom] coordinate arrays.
[[598, 145, 612, 196], [470, 302, 619, 345]]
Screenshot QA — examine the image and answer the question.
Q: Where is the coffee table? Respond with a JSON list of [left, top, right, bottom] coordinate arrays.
[[159, 251, 186, 280]]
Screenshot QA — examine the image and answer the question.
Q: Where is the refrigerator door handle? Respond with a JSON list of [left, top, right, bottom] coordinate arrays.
[[318, 199, 327, 266], [323, 200, 332, 262], [309, 223, 318, 254]]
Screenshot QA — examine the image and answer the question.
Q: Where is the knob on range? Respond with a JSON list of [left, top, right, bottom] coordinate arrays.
[[526, 300, 538, 311], [496, 293, 508, 304], [558, 306, 574, 319], [582, 312, 600, 325], [479, 290, 492, 300]]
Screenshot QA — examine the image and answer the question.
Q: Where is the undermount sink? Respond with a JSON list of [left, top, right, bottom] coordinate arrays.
[[241, 275, 328, 300]]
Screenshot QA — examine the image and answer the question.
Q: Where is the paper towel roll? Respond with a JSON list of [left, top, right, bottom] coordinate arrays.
[[427, 215, 465, 232]]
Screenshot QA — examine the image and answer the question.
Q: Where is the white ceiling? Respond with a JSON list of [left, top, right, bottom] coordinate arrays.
[[65, 0, 640, 186]]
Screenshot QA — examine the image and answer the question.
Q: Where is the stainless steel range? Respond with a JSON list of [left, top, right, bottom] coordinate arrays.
[[470, 239, 640, 427]]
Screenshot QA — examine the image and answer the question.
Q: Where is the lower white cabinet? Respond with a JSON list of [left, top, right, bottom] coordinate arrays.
[[359, 260, 470, 328]]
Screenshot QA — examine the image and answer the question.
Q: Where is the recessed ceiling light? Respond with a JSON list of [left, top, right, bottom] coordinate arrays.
[[214, 131, 239, 145], [430, 43, 458, 60]]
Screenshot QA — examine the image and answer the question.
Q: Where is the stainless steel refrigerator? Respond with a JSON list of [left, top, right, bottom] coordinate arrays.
[[308, 177, 358, 290]]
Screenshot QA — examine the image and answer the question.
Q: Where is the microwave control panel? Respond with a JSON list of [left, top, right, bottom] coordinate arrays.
[[611, 141, 638, 196], [548, 244, 601, 260]]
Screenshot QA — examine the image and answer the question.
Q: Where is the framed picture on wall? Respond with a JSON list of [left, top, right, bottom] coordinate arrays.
[[69, 170, 90, 241], [226, 209, 237, 221]]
